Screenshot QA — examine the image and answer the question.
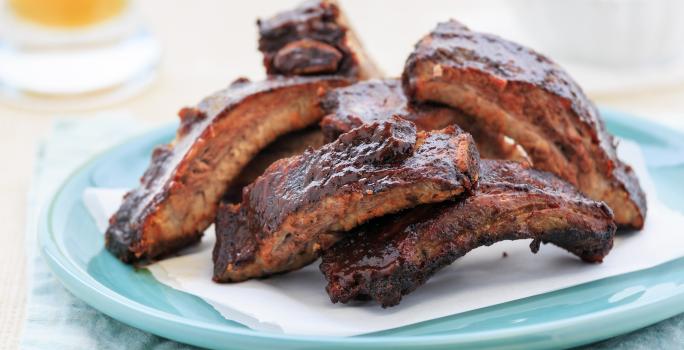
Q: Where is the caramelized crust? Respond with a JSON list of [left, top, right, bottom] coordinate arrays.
[[106, 76, 348, 263], [320, 78, 529, 162], [320, 160, 616, 307], [213, 118, 480, 282], [403, 20, 646, 229], [258, 0, 381, 79], [222, 127, 327, 203]]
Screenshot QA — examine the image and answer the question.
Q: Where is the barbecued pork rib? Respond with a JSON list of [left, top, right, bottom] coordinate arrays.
[[320, 78, 529, 163], [106, 76, 349, 263], [258, 0, 381, 79], [320, 160, 616, 307], [403, 20, 646, 229], [222, 127, 326, 203], [213, 117, 480, 282]]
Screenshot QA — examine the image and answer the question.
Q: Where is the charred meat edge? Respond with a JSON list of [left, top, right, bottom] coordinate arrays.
[[320, 160, 616, 307], [258, 0, 382, 79], [320, 78, 530, 163], [222, 126, 327, 203], [403, 20, 646, 229], [105, 76, 348, 263], [213, 117, 480, 282]]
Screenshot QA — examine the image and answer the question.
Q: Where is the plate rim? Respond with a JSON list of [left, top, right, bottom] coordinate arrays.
[[38, 110, 684, 349]]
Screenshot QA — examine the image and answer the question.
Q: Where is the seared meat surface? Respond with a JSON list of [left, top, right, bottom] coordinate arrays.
[[258, 0, 381, 79], [320, 78, 529, 162], [106, 76, 349, 263], [403, 20, 646, 229], [213, 118, 480, 282], [222, 127, 327, 203], [320, 160, 616, 307]]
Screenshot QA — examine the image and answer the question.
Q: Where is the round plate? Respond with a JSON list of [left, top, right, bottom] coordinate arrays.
[[40, 109, 684, 350]]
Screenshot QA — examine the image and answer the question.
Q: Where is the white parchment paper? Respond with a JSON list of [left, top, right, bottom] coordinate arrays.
[[83, 140, 684, 336]]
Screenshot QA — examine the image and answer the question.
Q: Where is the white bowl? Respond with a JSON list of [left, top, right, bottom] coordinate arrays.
[[514, 0, 684, 67]]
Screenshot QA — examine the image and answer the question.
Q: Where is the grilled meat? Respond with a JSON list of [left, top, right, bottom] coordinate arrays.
[[213, 117, 480, 282], [258, 0, 381, 79], [106, 76, 349, 263], [222, 127, 327, 203], [320, 160, 616, 307], [403, 20, 646, 229], [320, 78, 529, 162]]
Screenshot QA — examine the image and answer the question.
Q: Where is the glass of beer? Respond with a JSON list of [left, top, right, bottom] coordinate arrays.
[[0, 0, 161, 110], [9, 0, 127, 28]]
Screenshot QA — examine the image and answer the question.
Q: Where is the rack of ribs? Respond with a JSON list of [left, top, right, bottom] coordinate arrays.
[[105, 76, 349, 263], [258, 0, 382, 79], [320, 159, 617, 307], [403, 20, 646, 229], [213, 117, 480, 282], [320, 78, 530, 163]]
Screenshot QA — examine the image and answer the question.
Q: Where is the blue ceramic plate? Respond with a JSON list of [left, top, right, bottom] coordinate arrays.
[[40, 109, 684, 350]]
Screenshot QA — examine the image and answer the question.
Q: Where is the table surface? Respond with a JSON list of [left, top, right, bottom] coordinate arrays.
[[2, 1, 684, 349]]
